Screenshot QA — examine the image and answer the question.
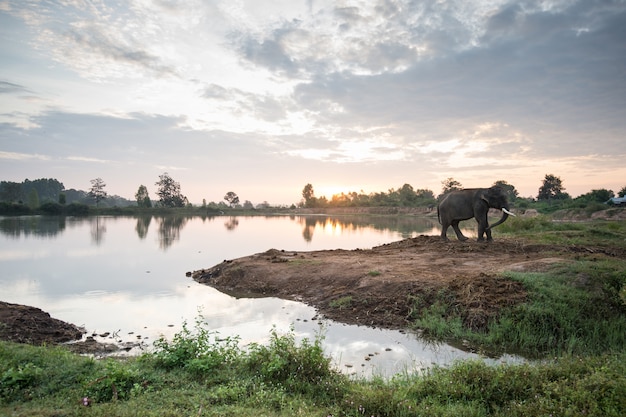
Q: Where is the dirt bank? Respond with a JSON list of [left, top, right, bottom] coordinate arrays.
[[192, 235, 624, 332]]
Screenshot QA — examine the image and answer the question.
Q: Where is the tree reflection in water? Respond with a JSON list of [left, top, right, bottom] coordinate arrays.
[[135, 215, 152, 240], [156, 215, 188, 250]]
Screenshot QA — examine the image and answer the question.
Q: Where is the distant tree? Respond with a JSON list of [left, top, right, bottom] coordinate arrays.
[[493, 180, 519, 202], [155, 173, 187, 207], [22, 178, 64, 203], [0, 181, 22, 202], [242, 200, 254, 209], [439, 178, 463, 200], [257, 201, 270, 209], [224, 191, 240, 208], [398, 184, 417, 206], [88, 178, 108, 207], [537, 174, 568, 201], [577, 189, 614, 203], [302, 183, 316, 208], [58, 193, 66, 205], [135, 185, 152, 208], [618, 186, 626, 198], [27, 188, 40, 209]]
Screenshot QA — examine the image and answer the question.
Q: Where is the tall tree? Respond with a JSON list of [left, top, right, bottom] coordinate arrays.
[[224, 191, 240, 208], [398, 183, 417, 206], [88, 178, 108, 207], [537, 174, 568, 200], [302, 183, 316, 208], [439, 178, 463, 200], [493, 180, 519, 202], [27, 188, 40, 209], [155, 173, 187, 207], [135, 185, 152, 208], [0, 181, 22, 202]]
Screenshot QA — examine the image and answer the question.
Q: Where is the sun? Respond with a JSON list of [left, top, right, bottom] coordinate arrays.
[[316, 185, 351, 198]]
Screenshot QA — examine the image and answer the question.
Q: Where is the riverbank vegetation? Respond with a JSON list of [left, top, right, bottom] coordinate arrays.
[[2, 218, 626, 416], [2, 174, 625, 216]]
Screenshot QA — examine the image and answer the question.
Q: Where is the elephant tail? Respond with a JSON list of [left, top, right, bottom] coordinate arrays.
[[437, 205, 441, 225]]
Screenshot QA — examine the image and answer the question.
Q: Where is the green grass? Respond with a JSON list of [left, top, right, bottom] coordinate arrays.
[[498, 215, 626, 248], [2, 337, 625, 416], [411, 219, 626, 357]]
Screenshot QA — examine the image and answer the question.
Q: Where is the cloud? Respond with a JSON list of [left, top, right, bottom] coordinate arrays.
[[0, 80, 30, 94], [66, 156, 111, 164], [0, 151, 50, 161]]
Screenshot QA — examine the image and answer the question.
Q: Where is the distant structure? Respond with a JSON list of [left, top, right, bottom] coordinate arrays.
[[605, 197, 626, 206]]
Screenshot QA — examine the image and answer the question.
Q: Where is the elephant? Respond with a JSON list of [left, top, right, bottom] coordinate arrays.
[[437, 186, 516, 242]]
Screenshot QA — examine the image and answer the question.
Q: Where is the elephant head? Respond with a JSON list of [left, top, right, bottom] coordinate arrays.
[[481, 186, 515, 230]]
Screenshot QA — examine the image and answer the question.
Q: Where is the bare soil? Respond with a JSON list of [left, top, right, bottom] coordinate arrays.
[[192, 235, 624, 331]]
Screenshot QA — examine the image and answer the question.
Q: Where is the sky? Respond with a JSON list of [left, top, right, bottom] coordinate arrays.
[[1, 0, 625, 206]]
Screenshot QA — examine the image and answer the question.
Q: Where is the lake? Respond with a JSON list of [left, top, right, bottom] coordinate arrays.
[[0, 214, 519, 377]]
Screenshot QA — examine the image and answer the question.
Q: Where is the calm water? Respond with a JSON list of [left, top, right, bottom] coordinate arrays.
[[0, 214, 518, 377]]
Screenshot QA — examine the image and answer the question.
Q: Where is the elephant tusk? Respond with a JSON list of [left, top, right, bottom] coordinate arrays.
[[502, 208, 516, 216]]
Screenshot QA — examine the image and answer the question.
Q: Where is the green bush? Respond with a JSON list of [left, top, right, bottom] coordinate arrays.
[[38, 202, 63, 215], [83, 360, 145, 403], [0, 363, 43, 402], [244, 328, 344, 398], [151, 316, 240, 376]]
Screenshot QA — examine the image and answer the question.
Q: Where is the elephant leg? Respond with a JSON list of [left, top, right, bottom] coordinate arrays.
[[476, 216, 491, 242], [451, 220, 468, 241], [440, 222, 450, 241]]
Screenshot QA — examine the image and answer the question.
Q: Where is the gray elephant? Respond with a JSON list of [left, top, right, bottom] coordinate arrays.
[[437, 186, 515, 242]]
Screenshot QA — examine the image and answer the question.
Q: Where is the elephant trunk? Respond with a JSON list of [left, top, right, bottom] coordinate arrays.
[[486, 207, 512, 230]]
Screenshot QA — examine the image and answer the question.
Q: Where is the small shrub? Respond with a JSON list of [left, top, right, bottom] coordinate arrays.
[[0, 363, 43, 402], [151, 315, 240, 375], [244, 328, 343, 398], [329, 296, 353, 310], [83, 360, 144, 403]]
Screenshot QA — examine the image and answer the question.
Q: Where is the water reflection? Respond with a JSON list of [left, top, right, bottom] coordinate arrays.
[[0, 214, 466, 247], [90, 216, 106, 245], [293, 214, 442, 242], [0, 215, 67, 238], [0, 215, 510, 377], [155, 215, 188, 250], [224, 217, 239, 231], [135, 215, 151, 240]]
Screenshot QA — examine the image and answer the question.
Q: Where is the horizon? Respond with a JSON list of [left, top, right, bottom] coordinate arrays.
[[2, 1, 625, 205], [2, 174, 620, 206]]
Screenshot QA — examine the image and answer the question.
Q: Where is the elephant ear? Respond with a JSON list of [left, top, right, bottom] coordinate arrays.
[[480, 191, 490, 204]]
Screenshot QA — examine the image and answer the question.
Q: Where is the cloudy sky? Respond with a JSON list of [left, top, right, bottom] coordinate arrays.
[[1, 0, 625, 205]]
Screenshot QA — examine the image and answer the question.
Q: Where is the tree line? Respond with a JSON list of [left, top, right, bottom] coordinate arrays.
[[1, 172, 625, 216], [300, 174, 626, 210]]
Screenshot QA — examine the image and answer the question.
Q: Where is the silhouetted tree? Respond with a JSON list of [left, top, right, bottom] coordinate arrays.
[[537, 174, 568, 201], [618, 186, 626, 198], [0, 181, 22, 202], [493, 180, 519, 202], [88, 178, 107, 207], [302, 183, 316, 208], [155, 173, 187, 207], [224, 191, 240, 208], [27, 188, 40, 209], [577, 189, 614, 203], [135, 185, 152, 208], [439, 178, 463, 201]]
